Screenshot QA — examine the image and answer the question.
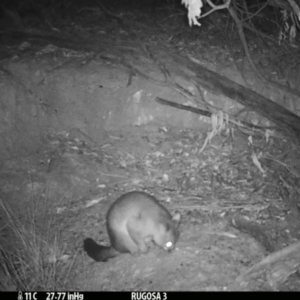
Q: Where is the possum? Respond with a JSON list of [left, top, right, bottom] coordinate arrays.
[[83, 191, 181, 262]]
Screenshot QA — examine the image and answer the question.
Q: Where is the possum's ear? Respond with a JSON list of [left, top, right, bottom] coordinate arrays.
[[172, 212, 181, 227]]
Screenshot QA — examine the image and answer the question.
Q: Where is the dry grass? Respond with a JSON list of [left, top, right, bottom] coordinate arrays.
[[0, 194, 76, 291]]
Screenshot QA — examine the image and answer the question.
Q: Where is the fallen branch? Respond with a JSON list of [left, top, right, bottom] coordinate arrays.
[[229, 241, 300, 290]]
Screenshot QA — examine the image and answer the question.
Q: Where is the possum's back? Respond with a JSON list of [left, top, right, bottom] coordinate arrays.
[[107, 191, 171, 230]]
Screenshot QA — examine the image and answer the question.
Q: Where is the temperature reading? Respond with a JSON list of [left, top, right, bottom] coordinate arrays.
[[23, 293, 37, 300]]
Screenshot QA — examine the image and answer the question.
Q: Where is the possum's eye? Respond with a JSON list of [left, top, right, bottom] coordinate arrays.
[[166, 241, 173, 249]]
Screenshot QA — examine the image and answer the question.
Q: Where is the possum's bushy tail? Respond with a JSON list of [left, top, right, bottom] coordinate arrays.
[[83, 238, 119, 262]]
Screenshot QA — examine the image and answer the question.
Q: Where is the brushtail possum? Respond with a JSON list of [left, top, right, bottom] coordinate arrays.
[[84, 191, 181, 262]]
